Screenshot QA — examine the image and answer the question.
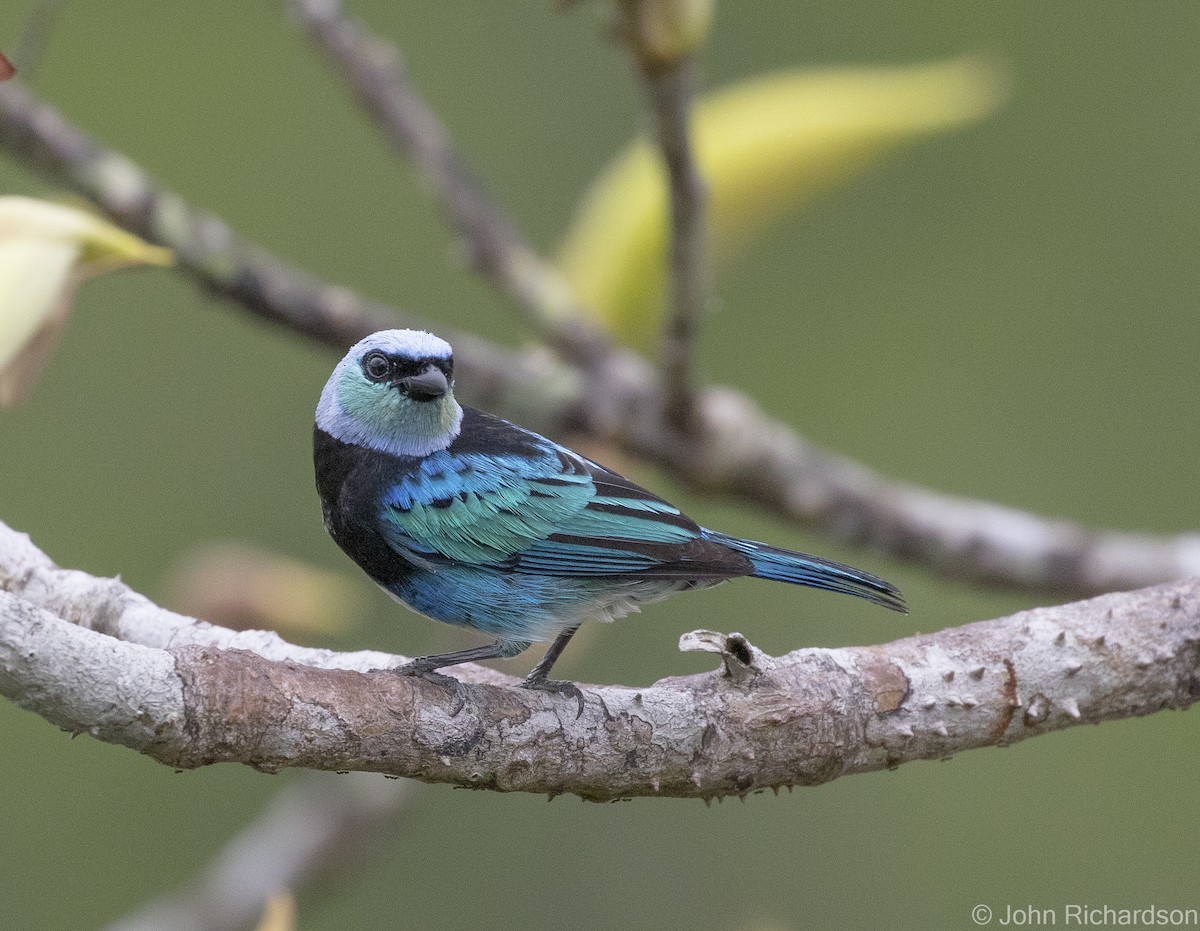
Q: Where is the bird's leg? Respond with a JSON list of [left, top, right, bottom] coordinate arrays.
[[524, 626, 579, 682], [522, 626, 586, 718], [396, 639, 531, 676], [395, 639, 530, 715]]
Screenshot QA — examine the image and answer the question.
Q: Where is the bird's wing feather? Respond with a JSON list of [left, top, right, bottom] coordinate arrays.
[[377, 443, 743, 578]]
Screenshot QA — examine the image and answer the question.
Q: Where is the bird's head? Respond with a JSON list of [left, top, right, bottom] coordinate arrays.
[[316, 329, 463, 457]]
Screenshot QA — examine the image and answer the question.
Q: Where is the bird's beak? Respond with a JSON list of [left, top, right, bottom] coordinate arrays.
[[397, 365, 449, 401]]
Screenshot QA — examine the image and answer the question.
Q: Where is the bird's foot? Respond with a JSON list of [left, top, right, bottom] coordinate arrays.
[[393, 663, 469, 717], [522, 676, 587, 719]]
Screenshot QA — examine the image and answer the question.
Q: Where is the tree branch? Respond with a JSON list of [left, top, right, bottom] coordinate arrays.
[[105, 772, 418, 931], [286, 0, 612, 368], [643, 56, 708, 423], [292, 0, 706, 419], [3, 521, 1197, 802], [0, 78, 405, 352], [0, 80, 1197, 597]]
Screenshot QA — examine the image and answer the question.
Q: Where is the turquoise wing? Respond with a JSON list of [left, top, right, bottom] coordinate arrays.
[[377, 445, 735, 577]]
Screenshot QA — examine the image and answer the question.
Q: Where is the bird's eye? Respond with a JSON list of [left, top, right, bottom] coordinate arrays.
[[362, 352, 391, 382]]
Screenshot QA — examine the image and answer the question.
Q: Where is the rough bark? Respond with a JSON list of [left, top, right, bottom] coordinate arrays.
[[2, 522, 1196, 802]]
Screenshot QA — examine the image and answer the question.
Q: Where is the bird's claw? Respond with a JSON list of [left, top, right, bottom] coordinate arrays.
[[522, 677, 586, 719], [394, 664, 469, 717]]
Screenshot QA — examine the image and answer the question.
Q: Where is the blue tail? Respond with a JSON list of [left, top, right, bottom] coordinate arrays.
[[702, 530, 907, 613]]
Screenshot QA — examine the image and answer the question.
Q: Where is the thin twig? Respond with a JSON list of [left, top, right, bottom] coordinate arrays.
[[643, 56, 708, 426], [287, 0, 612, 368], [1, 80, 1198, 597], [105, 772, 419, 931], [3, 520, 1199, 802]]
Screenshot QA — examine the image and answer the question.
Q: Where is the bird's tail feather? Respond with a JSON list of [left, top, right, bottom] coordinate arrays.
[[702, 530, 907, 613]]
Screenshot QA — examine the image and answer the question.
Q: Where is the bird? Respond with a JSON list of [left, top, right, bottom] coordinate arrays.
[[314, 329, 906, 706]]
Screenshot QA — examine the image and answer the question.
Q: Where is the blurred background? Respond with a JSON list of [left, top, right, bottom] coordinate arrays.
[[1, 2, 1197, 929]]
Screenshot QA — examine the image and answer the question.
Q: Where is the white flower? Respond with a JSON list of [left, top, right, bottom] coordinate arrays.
[[0, 196, 171, 407]]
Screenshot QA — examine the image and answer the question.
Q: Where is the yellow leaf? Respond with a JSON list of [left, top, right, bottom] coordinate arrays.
[[556, 56, 1007, 349], [0, 238, 78, 378], [253, 892, 296, 931], [0, 196, 172, 407]]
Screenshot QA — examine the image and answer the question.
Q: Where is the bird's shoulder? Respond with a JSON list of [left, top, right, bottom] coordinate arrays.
[[445, 406, 553, 459], [446, 407, 699, 526]]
